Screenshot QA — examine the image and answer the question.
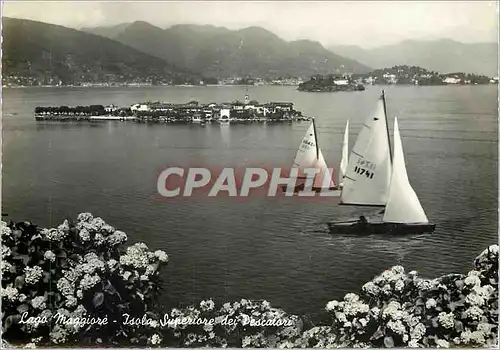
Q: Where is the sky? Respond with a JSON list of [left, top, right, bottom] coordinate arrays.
[[2, 1, 498, 48]]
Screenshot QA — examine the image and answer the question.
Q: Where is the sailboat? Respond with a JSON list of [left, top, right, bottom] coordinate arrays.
[[283, 118, 337, 192], [339, 120, 349, 188], [339, 91, 392, 206], [328, 117, 435, 234]]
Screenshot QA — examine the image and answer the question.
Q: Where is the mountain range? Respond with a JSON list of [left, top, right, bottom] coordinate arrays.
[[329, 39, 498, 77], [82, 21, 372, 78], [2, 17, 202, 86]]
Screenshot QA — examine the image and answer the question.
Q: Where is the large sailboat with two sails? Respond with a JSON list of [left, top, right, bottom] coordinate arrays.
[[329, 90, 435, 234]]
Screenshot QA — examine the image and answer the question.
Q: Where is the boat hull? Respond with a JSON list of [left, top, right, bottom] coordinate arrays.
[[327, 222, 436, 235], [281, 183, 339, 194]]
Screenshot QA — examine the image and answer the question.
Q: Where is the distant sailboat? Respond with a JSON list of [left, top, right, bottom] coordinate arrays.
[[328, 116, 435, 234], [340, 91, 392, 206], [284, 119, 337, 192], [339, 120, 349, 188]]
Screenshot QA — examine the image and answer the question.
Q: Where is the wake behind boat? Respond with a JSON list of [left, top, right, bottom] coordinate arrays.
[[329, 113, 435, 235]]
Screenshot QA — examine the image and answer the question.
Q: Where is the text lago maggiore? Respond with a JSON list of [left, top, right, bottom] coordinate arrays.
[[19, 312, 294, 328]]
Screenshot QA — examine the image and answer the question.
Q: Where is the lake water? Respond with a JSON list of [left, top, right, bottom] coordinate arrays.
[[1, 85, 498, 318]]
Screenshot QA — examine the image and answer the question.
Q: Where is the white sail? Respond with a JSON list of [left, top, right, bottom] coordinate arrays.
[[340, 97, 392, 206], [292, 122, 318, 178], [383, 118, 428, 223], [339, 120, 349, 186], [313, 149, 337, 189]]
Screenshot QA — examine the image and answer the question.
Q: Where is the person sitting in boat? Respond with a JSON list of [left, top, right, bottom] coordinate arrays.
[[358, 215, 368, 225]]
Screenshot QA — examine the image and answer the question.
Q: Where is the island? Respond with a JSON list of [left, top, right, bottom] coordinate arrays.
[[33, 98, 310, 124], [298, 75, 365, 92]]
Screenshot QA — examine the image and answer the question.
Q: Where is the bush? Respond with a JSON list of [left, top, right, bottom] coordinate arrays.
[[1, 214, 498, 348], [1, 214, 168, 347]]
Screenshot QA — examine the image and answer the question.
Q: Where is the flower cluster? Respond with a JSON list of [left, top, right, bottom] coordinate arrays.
[[321, 245, 498, 348], [1, 215, 169, 348]]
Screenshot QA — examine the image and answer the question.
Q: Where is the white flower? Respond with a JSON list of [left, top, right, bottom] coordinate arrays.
[[395, 279, 405, 291], [464, 306, 483, 320], [23, 343, 36, 349], [24, 266, 43, 284], [107, 230, 127, 246], [94, 233, 105, 245], [43, 250, 56, 262], [41, 228, 67, 241], [464, 271, 482, 286], [436, 339, 449, 348], [57, 278, 74, 296], [76, 290, 84, 299], [425, 298, 437, 309], [1, 285, 19, 301], [465, 292, 485, 306], [154, 250, 168, 262], [203, 323, 214, 332], [344, 293, 359, 303], [2, 245, 12, 258], [49, 325, 67, 344], [57, 220, 70, 232], [140, 275, 149, 281], [371, 307, 380, 318], [31, 296, 46, 310], [382, 301, 401, 320], [335, 312, 347, 323], [122, 271, 132, 281], [120, 244, 151, 269], [1, 260, 12, 273], [387, 319, 406, 335], [437, 312, 454, 329], [90, 217, 106, 231], [107, 259, 118, 270], [65, 295, 77, 308], [326, 300, 338, 311], [477, 322, 494, 335], [101, 224, 115, 234], [1, 221, 12, 239], [77, 212, 93, 223], [408, 339, 419, 348], [79, 228, 91, 242], [200, 299, 215, 312], [40, 309, 52, 319], [410, 323, 426, 340], [79, 274, 101, 290], [150, 334, 162, 345]]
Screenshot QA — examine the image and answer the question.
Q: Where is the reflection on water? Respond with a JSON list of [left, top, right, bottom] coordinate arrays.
[[1, 85, 497, 315]]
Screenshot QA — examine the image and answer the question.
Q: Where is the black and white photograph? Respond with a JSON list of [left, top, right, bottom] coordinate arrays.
[[0, 1, 499, 348]]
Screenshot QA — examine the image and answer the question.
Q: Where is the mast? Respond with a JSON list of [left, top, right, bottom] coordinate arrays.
[[312, 118, 319, 160], [381, 90, 393, 164]]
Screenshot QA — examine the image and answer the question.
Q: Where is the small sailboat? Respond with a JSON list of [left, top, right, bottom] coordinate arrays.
[[283, 118, 337, 192], [340, 91, 392, 206], [328, 117, 435, 234], [339, 120, 349, 188]]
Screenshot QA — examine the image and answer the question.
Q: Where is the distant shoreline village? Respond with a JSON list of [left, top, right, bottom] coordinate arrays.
[[34, 94, 310, 124], [6, 66, 498, 89]]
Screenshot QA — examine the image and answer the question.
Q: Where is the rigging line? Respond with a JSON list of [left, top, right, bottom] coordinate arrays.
[[381, 90, 393, 164]]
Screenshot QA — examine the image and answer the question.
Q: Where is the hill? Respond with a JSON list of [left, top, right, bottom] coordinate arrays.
[[83, 22, 372, 78], [2, 17, 203, 86], [329, 39, 498, 77]]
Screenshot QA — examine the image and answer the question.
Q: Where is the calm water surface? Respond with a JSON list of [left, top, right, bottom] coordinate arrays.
[[2, 85, 497, 317]]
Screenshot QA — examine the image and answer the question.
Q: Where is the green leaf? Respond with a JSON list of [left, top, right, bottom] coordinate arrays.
[[93, 292, 104, 308], [17, 303, 29, 314], [384, 336, 394, 348], [15, 275, 25, 288]]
